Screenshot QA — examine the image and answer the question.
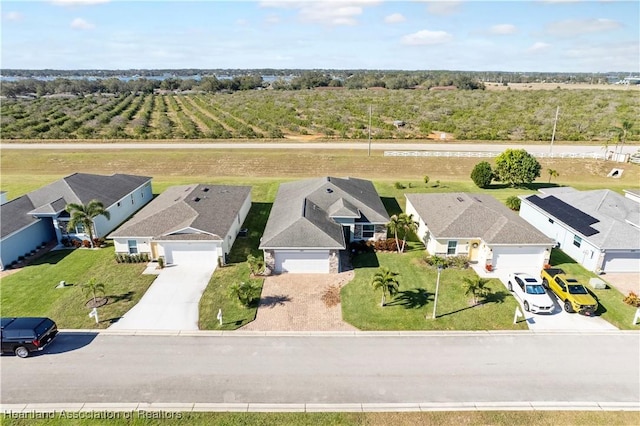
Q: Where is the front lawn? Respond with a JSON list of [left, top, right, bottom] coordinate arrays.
[[0, 243, 155, 329], [549, 249, 638, 330], [341, 244, 528, 330]]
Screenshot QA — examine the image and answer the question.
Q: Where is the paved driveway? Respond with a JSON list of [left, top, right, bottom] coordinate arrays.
[[240, 272, 357, 331], [109, 263, 216, 330], [473, 265, 618, 331]]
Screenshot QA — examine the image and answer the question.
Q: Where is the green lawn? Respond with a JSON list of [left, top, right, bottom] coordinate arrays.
[[341, 243, 528, 331], [0, 243, 155, 329], [549, 249, 639, 330]]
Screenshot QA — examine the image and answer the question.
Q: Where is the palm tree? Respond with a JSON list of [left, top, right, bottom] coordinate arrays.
[[65, 199, 110, 248], [611, 120, 633, 158], [386, 215, 402, 253], [547, 168, 559, 183], [398, 213, 418, 253], [371, 267, 400, 307], [463, 276, 491, 305], [82, 278, 105, 307]]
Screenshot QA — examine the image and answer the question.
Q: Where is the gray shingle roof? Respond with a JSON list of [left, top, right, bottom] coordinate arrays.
[[260, 177, 389, 249], [108, 184, 251, 241], [406, 192, 553, 245], [1, 173, 152, 239], [523, 188, 640, 249]]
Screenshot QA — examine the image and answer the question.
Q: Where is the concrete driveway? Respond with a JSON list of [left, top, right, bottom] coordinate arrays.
[[473, 265, 618, 331], [109, 263, 216, 330]]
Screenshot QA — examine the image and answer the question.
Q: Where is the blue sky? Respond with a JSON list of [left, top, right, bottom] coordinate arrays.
[[1, 0, 638, 72]]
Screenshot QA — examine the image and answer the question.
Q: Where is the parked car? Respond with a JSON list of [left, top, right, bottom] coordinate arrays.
[[540, 268, 598, 315], [1, 317, 58, 358], [507, 272, 554, 314]]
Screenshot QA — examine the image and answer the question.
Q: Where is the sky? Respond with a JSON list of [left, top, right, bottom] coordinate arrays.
[[1, 0, 638, 72]]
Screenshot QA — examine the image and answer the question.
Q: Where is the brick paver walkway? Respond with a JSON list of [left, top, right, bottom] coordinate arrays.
[[240, 271, 358, 331]]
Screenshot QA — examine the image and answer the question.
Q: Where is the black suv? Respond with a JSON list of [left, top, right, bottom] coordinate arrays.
[[1, 317, 58, 358]]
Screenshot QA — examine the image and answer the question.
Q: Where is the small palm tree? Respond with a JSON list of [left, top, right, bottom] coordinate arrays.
[[463, 277, 491, 305], [246, 254, 264, 276], [82, 278, 105, 307], [371, 267, 400, 307], [229, 281, 261, 307], [66, 200, 110, 248], [611, 120, 633, 158], [547, 168, 559, 183], [398, 213, 418, 253], [386, 215, 402, 253]]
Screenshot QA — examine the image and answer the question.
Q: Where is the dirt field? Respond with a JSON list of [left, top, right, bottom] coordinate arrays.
[[485, 82, 640, 91]]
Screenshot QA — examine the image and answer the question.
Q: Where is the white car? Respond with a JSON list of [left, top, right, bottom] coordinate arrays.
[[507, 272, 554, 314]]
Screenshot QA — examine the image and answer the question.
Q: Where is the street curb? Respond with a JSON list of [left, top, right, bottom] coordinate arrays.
[[2, 402, 639, 414], [60, 329, 640, 337]]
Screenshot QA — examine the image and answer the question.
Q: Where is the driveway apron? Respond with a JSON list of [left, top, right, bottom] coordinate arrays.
[[109, 263, 216, 330]]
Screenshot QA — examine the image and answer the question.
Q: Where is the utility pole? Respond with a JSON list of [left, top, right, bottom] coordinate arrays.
[[367, 104, 372, 157], [549, 106, 559, 154]]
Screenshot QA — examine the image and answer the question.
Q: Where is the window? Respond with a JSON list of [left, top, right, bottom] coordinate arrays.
[[117, 201, 121, 207], [447, 240, 457, 255], [362, 224, 375, 239], [75, 222, 85, 233], [573, 235, 582, 248], [127, 240, 138, 254]]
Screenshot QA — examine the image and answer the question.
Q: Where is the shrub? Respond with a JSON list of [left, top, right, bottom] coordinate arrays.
[[158, 257, 165, 269], [447, 255, 470, 269], [82, 240, 91, 248], [228, 281, 261, 307], [72, 239, 82, 248], [423, 175, 430, 184], [471, 161, 494, 188], [505, 196, 521, 211], [394, 182, 405, 189], [623, 292, 640, 307]]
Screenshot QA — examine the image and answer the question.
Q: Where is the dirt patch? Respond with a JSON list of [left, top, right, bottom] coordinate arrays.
[[240, 271, 357, 331]]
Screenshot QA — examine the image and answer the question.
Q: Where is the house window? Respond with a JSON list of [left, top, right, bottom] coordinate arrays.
[[117, 201, 121, 207], [447, 240, 457, 255], [573, 235, 582, 248], [127, 240, 138, 254], [362, 224, 375, 239], [548, 218, 554, 224], [130, 194, 134, 205]]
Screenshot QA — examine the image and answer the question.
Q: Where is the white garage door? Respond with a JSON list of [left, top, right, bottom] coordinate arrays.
[[492, 246, 546, 272], [274, 250, 330, 274], [603, 251, 640, 272], [162, 242, 218, 265]]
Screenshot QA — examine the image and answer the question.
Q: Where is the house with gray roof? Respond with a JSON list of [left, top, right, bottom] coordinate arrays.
[[0, 173, 152, 270], [109, 184, 251, 266], [260, 177, 389, 274], [406, 193, 553, 272], [519, 187, 640, 273]]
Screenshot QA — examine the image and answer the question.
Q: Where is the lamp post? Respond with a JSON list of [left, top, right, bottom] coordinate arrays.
[[431, 265, 443, 319]]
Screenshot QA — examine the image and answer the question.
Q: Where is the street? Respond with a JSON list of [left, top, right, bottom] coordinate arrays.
[[1, 331, 638, 406]]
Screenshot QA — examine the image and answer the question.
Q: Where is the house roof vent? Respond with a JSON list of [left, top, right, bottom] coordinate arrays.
[[202, 187, 210, 192], [193, 197, 201, 202], [326, 188, 333, 193], [456, 196, 464, 202]]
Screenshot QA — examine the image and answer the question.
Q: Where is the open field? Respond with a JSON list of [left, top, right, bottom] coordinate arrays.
[[1, 88, 638, 141], [485, 82, 640, 91]]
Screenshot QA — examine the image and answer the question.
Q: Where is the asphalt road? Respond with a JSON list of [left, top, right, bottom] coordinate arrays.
[[0, 142, 637, 154], [1, 332, 638, 405]]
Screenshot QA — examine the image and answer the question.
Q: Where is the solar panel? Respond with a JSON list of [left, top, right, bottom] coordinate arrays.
[[528, 195, 599, 237]]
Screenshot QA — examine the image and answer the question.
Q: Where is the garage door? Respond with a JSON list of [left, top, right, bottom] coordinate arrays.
[[492, 246, 546, 272], [274, 250, 330, 273], [603, 251, 640, 272], [162, 242, 218, 265]]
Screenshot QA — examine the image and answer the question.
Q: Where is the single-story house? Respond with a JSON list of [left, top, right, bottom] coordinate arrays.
[[519, 187, 640, 273], [109, 184, 251, 266], [0, 173, 152, 270], [405, 193, 554, 271], [260, 177, 389, 274]]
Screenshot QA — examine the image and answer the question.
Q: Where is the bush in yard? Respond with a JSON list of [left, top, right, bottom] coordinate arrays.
[[623, 292, 640, 307], [505, 196, 521, 211], [494, 149, 541, 187], [447, 255, 470, 269], [246, 254, 264, 276], [228, 281, 261, 307], [470, 161, 494, 188], [423, 175, 430, 185], [394, 182, 405, 189]]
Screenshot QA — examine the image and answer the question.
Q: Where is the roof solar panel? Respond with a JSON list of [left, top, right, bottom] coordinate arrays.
[[528, 195, 599, 237]]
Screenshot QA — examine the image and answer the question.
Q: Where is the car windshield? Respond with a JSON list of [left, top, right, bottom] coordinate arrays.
[[568, 285, 588, 295], [524, 278, 538, 283], [526, 285, 546, 295]]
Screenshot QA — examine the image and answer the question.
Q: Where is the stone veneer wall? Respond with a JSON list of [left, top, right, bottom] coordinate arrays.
[[263, 249, 275, 275], [329, 249, 339, 273]]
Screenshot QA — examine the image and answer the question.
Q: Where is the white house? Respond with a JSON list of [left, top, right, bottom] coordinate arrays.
[[405, 193, 553, 272], [109, 184, 251, 266], [519, 187, 640, 273]]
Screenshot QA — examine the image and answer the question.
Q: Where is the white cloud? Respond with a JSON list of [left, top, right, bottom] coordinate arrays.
[[384, 13, 405, 24], [236, 18, 249, 26], [71, 18, 95, 30], [52, 0, 109, 5], [489, 24, 516, 35], [546, 18, 622, 36], [402, 29, 453, 45], [265, 14, 281, 25], [527, 41, 551, 53], [4, 11, 23, 21], [260, 1, 381, 26], [424, 1, 461, 16]]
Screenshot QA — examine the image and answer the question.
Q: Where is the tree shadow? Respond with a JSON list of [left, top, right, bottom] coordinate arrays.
[[386, 289, 432, 309], [436, 303, 481, 318], [259, 294, 292, 308], [480, 290, 509, 305], [106, 291, 134, 304], [351, 252, 380, 269], [381, 197, 402, 217]]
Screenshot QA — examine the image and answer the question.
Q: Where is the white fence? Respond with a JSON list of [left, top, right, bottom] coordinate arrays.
[[384, 151, 606, 160]]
